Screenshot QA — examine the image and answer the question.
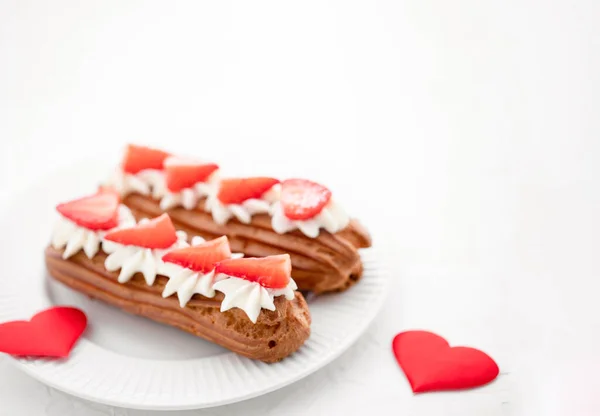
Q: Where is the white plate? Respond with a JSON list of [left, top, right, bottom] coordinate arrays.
[[0, 163, 389, 410]]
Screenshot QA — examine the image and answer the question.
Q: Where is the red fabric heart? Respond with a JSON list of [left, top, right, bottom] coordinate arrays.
[[0, 307, 87, 358], [392, 330, 499, 393]]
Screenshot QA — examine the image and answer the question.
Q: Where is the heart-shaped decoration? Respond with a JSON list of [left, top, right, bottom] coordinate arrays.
[[392, 330, 499, 393], [0, 307, 87, 358]]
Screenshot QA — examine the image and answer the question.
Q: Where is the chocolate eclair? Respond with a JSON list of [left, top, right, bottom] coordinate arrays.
[[104, 145, 372, 294], [47, 191, 311, 362], [124, 194, 370, 294]]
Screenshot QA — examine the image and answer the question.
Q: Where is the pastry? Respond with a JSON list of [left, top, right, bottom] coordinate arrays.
[[46, 191, 311, 362], [104, 145, 372, 294]]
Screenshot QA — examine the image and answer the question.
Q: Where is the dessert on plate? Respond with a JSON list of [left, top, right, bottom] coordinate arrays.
[[104, 144, 372, 294], [45, 190, 311, 362]]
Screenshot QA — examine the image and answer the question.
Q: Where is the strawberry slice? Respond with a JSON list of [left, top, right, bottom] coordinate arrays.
[[281, 179, 332, 220], [215, 254, 291, 289], [217, 177, 279, 205], [56, 191, 120, 230], [164, 157, 219, 193], [104, 213, 177, 249], [121, 144, 170, 175], [162, 236, 231, 273]]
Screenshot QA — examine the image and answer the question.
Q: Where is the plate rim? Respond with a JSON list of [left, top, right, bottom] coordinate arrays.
[[6, 274, 388, 410], [0, 161, 391, 410]]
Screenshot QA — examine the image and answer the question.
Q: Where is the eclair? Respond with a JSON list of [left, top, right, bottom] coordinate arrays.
[[104, 145, 372, 294], [45, 190, 311, 362]]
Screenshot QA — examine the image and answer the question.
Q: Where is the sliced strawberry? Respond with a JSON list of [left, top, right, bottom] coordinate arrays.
[[281, 179, 332, 220], [121, 144, 170, 175], [56, 191, 120, 230], [104, 213, 177, 249], [215, 254, 291, 289], [217, 177, 279, 205], [162, 236, 231, 273], [164, 157, 219, 192]]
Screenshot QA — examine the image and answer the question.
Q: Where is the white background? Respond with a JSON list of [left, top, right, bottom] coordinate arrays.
[[0, 0, 598, 414]]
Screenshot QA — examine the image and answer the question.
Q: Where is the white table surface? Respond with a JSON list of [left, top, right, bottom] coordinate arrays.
[[1, 1, 598, 414]]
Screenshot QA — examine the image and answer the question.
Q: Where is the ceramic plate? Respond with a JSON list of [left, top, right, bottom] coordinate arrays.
[[0, 162, 389, 410]]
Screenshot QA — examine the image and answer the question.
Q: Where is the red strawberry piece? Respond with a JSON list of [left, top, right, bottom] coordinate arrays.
[[164, 157, 219, 193], [217, 177, 279, 205], [56, 191, 120, 230], [215, 254, 291, 289], [162, 236, 232, 273], [104, 213, 177, 249], [121, 144, 170, 175], [281, 179, 332, 220]]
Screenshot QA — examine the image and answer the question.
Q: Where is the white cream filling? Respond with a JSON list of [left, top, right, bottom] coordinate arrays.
[[159, 264, 219, 306], [159, 173, 218, 211], [213, 276, 297, 323], [159, 236, 244, 307], [204, 186, 279, 225], [270, 199, 350, 238], [105, 169, 167, 199], [102, 228, 188, 285], [51, 205, 135, 260]]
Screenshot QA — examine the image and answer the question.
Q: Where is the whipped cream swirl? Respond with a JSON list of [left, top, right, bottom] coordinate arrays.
[[159, 173, 219, 211], [102, 225, 188, 285], [51, 205, 135, 260], [160, 236, 244, 307], [204, 186, 280, 225], [105, 169, 167, 199], [270, 199, 350, 238], [213, 276, 297, 323], [160, 263, 219, 306]]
